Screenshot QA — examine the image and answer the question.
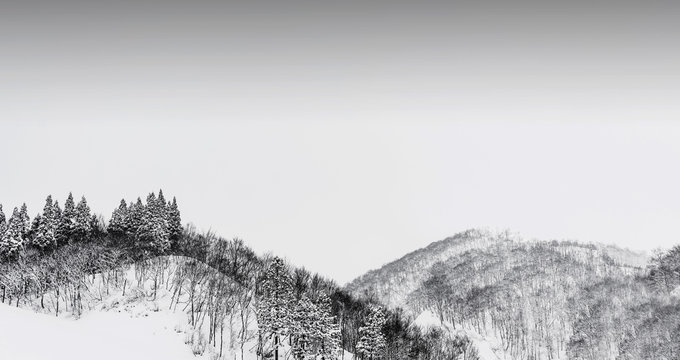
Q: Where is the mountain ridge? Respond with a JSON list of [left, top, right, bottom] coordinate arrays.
[[345, 228, 649, 310]]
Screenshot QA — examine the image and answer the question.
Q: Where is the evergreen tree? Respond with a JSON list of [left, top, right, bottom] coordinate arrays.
[[291, 295, 319, 359], [42, 195, 54, 225], [59, 192, 76, 243], [168, 196, 182, 243], [107, 199, 128, 236], [34, 195, 58, 249], [125, 198, 146, 252], [52, 201, 62, 246], [74, 196, 92, 241], [18, 203, 30, 238], [29, 213, 42, 244], [1, 207, 25, 257], [157, 189, 168, 217], [316, 293, 342, 360], [135, 193, 170, 254], [146, 192, 157, 217], [356, 305, 387, 360], [258, 257, 294, 360], [0, 204, 6, 236], [31, 213, 56, 249]]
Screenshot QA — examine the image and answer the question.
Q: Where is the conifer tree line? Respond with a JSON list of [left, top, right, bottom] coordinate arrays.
[[0, 193, 103, 259], [0, 190, 182, 261], [257, 257, 344, 359], [255, 256, 458, 360], [107, 189, 183, 256]]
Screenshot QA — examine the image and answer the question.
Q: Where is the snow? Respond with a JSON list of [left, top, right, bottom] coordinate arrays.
[[0, 256, 260, 360], [413, 310, 510, 360], [413, 309, 440, 328], [0, 302, 200, 360], [671, 286, 680, 299]]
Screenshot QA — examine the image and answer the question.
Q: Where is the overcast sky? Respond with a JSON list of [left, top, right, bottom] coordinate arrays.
[[2, 0, 680, 283]]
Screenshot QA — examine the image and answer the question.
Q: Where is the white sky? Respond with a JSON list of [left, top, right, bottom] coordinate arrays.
[[2, 0, 680, 283]]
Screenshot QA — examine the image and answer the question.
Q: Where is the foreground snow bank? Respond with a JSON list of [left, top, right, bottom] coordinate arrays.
[[0, 303, 199, 360]]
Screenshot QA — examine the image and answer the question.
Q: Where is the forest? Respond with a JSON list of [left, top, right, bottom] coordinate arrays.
[[0, 191, 476, 360], [349, 230, 680, 360]]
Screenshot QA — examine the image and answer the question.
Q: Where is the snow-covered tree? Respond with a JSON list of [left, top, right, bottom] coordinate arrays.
[[52, 201, 62, 245], [291, 295, 319, 359], [59, 192, 76, 243], [258, 257, 294, 360], [0, 207, 25, 257], [316, 293, 342, 360], [30, 195, 58, 249], [42, 195, 54, 224], [125, 198, 144, 237], [0, 204, 6, 236], [146, 192, 157, 215], [74, 196, 92, 241], [136, 192, 170, 253], [168, 196, 182, 243], [107, 199, 128, 236], [18, 203, 30, 238], [31, 213, 56, 249], [356, 305, 387, 360], [157, 189, 168, 217]]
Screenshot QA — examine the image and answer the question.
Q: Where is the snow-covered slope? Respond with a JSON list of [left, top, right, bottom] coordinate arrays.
[[0, 256, 260, 360], [346, 229, 647, 310], [0, 302, 201, 360], [346, 229, 507, 309], [414, 310, 509, 360]]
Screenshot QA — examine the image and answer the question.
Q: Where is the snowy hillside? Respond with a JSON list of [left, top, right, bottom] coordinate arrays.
[[346, 229, 648, 310], [1, 256, 260, 360], [0, 301, 207, 360], [346, 230, 656, 359], [345, 229, 508, 309]]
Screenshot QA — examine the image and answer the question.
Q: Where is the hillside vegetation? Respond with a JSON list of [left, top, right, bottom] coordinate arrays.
[[0, 191, 478, 360], [346, 229, 680, 360]]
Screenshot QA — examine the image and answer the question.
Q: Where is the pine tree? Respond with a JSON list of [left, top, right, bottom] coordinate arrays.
[[42, 195, 54, 224], [31, 213, 56, 249], [146, 192, 157, 217], [18, 203, 30, 238], [59, 192, 76, 243], [168, 196, 182, 243], [34, 195, 58, 249], [29, 213, 42, 245], [0, 204, 6, 236], [108, 199, 128, 237], [316, 293, 342, 360], [52, 201, 62, 246], [258, 257, 294, 360], [291, 295, 320, 359], [135, 193, 170, 254], [157, 189, 168, 217], [127, 198, 144, 236], [74, 196, 92, 241], [356, 305, 387, 360], [1, 208, 25, 257]]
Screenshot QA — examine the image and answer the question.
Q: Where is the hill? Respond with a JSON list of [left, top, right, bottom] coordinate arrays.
[[346, 229, 648, 311], [345, 229, 508, 309], [345, 229, 679, 360], [0, 191, 483, 360]]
